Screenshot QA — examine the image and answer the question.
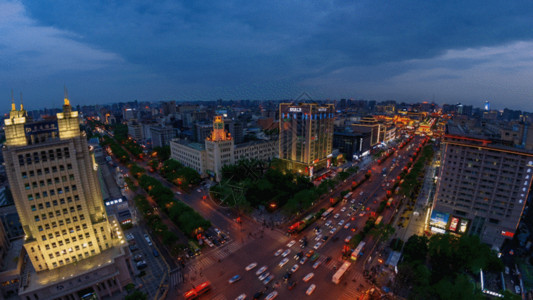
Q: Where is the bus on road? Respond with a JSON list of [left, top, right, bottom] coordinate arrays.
[[375, 216, 383, 225], [343, 192, 353, 202], [332, 261, 351, 284], [321, 207, 334, 219], [350, 241, 366, 261]]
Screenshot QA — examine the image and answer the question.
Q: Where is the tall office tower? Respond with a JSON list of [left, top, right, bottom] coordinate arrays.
[[484, 101, 490, 111], [3, 95, 115, 271], [431, 125, 533, 249], [3, 94, 131, 299], [279, 103, 334, 177], [205, 116, 234, 181]]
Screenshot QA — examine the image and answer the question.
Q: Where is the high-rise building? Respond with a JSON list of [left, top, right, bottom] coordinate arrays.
[[484, 101, 490, 111], [279, 103, 334, 176], [150, 125, 177, 148], [431, 124, 533, 249], [2, 95, 131, 299]]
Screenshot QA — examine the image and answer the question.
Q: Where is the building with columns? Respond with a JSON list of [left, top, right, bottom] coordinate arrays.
[[2, 94, 132, 299]]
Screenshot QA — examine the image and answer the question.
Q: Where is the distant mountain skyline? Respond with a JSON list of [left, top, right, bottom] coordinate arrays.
[[2, 1, 533, 111]]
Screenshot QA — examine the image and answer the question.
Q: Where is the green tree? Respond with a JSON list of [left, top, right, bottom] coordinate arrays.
[[125, 290, 147, 300]]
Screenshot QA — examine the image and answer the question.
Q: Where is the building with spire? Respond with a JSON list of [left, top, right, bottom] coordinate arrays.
[[2, 91, 132, 299]]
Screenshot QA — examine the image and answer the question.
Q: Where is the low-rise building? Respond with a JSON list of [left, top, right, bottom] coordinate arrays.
[[170, 116, 277, 181]]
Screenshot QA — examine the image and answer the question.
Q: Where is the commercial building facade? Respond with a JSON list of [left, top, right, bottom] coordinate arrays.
[[279, 103, 334, 176], [431, 129, 533, 249]]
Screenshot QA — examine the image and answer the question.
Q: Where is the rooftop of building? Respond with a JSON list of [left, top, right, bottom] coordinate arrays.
[[0, 238, 23, 275], [21, 243, 127, 295], [21, 217, 127, 294], [446, 119, 533, 155], [234, 139, 276, 149], [172, 138, 205, 151]]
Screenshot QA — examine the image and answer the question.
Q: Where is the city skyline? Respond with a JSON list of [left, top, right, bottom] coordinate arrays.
[[2, 1, 533, 111]]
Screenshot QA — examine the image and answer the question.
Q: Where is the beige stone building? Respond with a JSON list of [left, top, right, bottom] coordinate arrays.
[[170, 116, 277, 181], [2, 96, 132, 299]]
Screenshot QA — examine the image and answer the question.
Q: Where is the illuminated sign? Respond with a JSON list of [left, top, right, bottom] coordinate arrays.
[[459, 219, 468, 233], [430, 211, 449, 229], [501, 231, 514, 238], [289, 107, 302, 112], [318, 108, 327, 112], [449, 217, 459, 232]]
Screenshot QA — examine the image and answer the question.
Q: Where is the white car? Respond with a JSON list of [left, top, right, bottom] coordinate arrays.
[[329, 227, 337, 235], [279, 258, 289, 267], [306, 284, 316, 296], [290, 264, 299, 273], [258, 272, 270, 281], [299, 256, 308, 265], [338, 220, 345, 226], [235, 294, 246, 300], [313, 242, 322, 250], [312, 261, 322, 269], [125, 233, 135, 241], [287, 240, 296, 248], [245, 262, 257, 271], [196, 189, 202, 193], [334, 213, 340, 219], [144, 234, 152, 246], [274, 249, 283, 256], [344, 222, 351, 229], [303, 272, 314, 282], [255, 266, 267, 276], [265, 291, 278, 300], [175, 191, 181, 195], [325, 220, 332, 227], [282, 249, 291, 257], [340, 207, 347, 212], [314, 234, 322, 241]]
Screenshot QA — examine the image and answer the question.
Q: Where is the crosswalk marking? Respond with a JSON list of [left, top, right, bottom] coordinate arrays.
[[169, 270, 183, 287], [325, 260, 339, 270]]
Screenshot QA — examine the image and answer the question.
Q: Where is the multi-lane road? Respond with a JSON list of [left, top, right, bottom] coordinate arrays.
[[177, 135, 428, 300]]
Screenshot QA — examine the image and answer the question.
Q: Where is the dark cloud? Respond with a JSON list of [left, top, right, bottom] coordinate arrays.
[[1, 0, 532, 110]]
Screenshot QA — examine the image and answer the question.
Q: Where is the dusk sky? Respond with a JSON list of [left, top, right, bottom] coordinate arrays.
[[2, 0, 533, 111]]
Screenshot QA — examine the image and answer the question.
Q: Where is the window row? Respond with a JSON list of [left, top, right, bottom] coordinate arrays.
[[18, 148, 71, 166], [25, 175, 75, 189], [34, 208, 84, 222], [21, 165, 73, 178], [28, 192, 78, 202], [41, 228, 90, 241], [50, 250, 96, 268], [38, 223, 88, 233], [24, 183, 78, 197]]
